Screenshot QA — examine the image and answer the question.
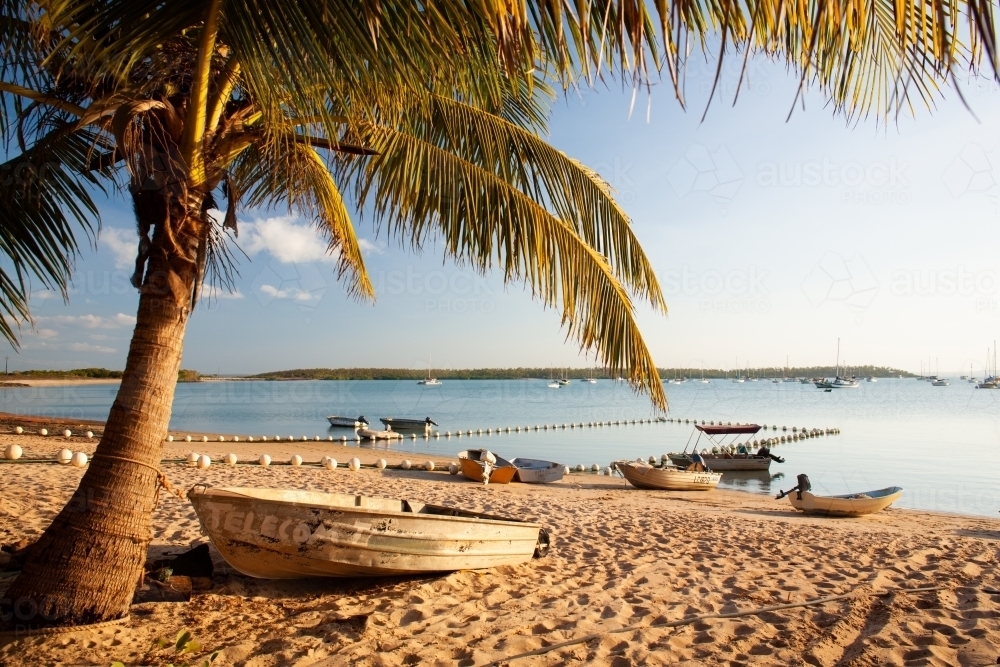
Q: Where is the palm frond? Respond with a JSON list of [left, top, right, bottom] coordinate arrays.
[[231, 140, 374, 301], [353, 123, 667, 410]]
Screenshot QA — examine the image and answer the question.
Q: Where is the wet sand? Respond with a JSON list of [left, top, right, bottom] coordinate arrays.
[[1, 431, 998, 666]]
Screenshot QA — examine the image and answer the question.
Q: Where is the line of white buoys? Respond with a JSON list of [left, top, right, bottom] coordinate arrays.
[[4, 444, 22, 460]]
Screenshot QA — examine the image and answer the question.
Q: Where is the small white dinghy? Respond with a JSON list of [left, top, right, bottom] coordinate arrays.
[[777, 475, 903, 517], [511, 458, 565, 483], [614, 460, 722, 491], [189, 487, 549, 578]]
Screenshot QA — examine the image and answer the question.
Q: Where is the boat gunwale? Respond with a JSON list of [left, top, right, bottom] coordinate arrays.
[[191, 487, 540, 529]]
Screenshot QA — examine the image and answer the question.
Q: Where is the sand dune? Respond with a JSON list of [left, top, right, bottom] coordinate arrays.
[[1, 432, 998, 666]]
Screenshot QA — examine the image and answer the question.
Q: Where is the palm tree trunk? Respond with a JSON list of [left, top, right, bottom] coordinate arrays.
[[2, 195, 201, 629]]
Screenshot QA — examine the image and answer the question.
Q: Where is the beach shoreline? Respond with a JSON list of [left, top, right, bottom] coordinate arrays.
[[1, 429, 998, 666]]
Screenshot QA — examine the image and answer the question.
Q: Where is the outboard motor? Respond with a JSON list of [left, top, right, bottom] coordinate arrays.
[[756, 446, 786, 463], [775, 473, 812, 500], [358, 415, 369, 426]]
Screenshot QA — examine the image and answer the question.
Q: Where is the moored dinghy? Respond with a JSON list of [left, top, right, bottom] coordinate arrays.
[[668, 423, 784, 471], [614, 459, 722, 491], [511, 458, 565, 483], [776, 474, 903, 516], [189, 487, 548, 578], [327, 415, 369, 428], [457, 449, 517, 484], [358, 426, 404, 440]]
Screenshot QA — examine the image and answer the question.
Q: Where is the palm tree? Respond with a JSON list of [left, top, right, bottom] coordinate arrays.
[[0, 0, 990, 629]]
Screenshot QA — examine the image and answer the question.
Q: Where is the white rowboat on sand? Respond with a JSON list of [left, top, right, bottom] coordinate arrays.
[[510, 458, 565, 483], [189, 487, 549, 578], [614, 460, 722, 491], [786, 486, 903, 517]]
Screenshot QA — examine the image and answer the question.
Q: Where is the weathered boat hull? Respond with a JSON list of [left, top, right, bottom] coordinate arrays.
[[459, 457, 517, 484], [615, 461, 722, 491], [511, 458, 565, 483], [189, 487, 546, 578], [787, 487, 903, 517], [668, 455, 771, 471]]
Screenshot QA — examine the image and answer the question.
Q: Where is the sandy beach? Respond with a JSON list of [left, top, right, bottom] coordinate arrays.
[[1, 430, 998, 667]]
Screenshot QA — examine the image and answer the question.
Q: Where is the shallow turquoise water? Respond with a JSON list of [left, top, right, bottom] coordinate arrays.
[[3, 378, 998, 517]]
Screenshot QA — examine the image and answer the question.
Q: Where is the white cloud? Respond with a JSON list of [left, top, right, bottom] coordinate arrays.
[[37, 313, 136, 329], [259, 284, 320, 302], [241, 216, 336, 264], [35, 328, 58, 340], [31, 290, 61, 301], [68, 342, 116, 354], [200, 284, 244, 300], [358, 238, 384, 255], [101, 227, 138, 270]]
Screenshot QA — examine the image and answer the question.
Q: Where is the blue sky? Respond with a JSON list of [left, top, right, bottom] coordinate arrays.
[[15, 57, 1000, 377]]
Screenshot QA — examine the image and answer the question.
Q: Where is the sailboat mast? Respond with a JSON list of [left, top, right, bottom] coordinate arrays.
[[836, 338, 840, 378]]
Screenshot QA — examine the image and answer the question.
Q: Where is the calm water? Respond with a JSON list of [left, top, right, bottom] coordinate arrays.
[[3, 378, 999, 518]]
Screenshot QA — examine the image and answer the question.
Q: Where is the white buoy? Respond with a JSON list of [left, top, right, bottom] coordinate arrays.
[[603, 467, 612, 476], [445, 431, 451, 437], [327, 436, 333, 441], [288, 436, 293, 441], [322, 457, 338, 470], [57, 448, 72, 464], [348, 457, 361, 471], [261, 436, 268, 442], [259, 454, 271, 466], [219, 436, 226, 442], [477, 429, 482, 435], [61, 429, 72, 438], [290, 454, 303, 466], [196, 454, 211, 469], [575, 464, 585, 472], [314, 436, 320, 441], [411, 433, 416, 440], [434, 433, 440, 439], [301, 436, 307, 441], [341, 435, 347, 442], [448, 462, 459, 475], [401, 460, 412, 470], [186, 451, 199, 465], [515, 426, 521, 432], [456, 431, 462, 438], [247, 436, 254, 442], [39, 428, 48, 436], [234, 436, 240, 442], [275, 436, 282, 441], [225, 453, 238, 465], [201, 436, 208, 443], [425, 461, 435, 471], [71, 451, 88, 468], [376, 458, 387, 470], [166, 435, 174, 442], [563, 466, 572, 475], [14, 426, 22, 434], [4, 444, 22, 460], [592, 463, 600, 471]]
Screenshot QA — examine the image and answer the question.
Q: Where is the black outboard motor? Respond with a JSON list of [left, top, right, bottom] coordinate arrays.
[[756, 446, 785, 463], [358, 415, 369, 426], [425, 417, 438, 426], [775, 473, 812, 500]]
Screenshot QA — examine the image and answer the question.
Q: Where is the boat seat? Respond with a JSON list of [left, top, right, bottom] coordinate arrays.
[[685, 462, 707, 472]]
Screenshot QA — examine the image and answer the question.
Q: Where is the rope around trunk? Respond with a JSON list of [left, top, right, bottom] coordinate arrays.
[[479, 584, 947, 666]]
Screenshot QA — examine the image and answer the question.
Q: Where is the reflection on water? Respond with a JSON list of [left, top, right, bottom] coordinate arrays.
[[2, 378, 999, 517], [719, 470, 784, 494]]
